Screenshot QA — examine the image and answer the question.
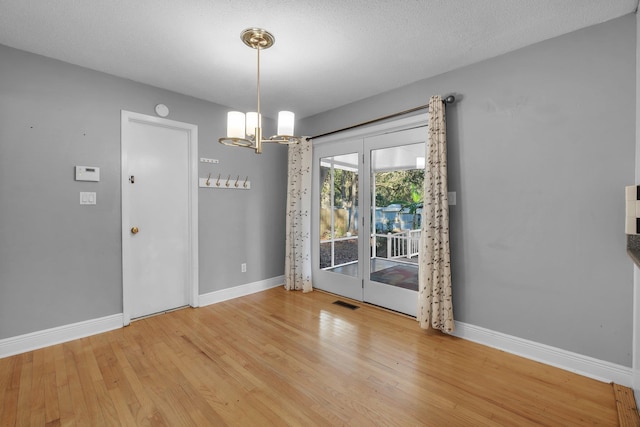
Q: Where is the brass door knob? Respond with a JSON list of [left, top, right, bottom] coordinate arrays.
[[131, 227, 139, 234]]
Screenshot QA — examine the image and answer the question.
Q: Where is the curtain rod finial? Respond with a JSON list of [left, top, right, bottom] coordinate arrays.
[[443, 95, 455, 104]]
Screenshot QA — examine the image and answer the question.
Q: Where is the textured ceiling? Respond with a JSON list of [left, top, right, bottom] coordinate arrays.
[[0, 0, 637, 119]]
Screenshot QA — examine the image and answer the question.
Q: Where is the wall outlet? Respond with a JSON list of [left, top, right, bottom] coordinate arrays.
[[241, 263, 247, 273]]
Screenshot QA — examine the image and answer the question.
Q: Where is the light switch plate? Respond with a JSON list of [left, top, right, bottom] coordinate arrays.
[[80, 192, 96, 205]]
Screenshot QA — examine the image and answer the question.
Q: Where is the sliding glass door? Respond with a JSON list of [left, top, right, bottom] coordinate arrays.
[[312, 123, 427, 316]]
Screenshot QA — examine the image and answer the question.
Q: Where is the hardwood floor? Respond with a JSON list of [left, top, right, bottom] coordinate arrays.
[[0, 287, 626, 426]]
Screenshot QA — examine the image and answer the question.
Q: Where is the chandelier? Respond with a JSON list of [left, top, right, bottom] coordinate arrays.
[[219, 28, 301, 154]]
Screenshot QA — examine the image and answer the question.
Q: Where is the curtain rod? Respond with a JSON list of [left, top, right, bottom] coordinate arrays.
[[310, 95, 455, 140]]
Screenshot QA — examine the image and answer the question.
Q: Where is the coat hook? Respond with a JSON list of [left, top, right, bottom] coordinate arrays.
[[225, 174, 231, 187], [205, 173, 211, 186], [243, 176, 249, 188], [234, 175, 240, 187], [216, 174, 221, 186]]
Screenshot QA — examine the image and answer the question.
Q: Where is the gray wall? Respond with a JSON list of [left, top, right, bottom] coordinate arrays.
[[0, 44, 288, 339], [301, 14, 636, 366]]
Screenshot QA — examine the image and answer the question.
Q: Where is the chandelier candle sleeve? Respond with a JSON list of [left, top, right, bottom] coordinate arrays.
[[246, 112, 261, 137], [277, 111, 295, 136], [227, 112, 245, 139]]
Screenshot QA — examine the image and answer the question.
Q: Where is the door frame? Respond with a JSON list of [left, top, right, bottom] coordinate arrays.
[[121, 110, 199, 325]]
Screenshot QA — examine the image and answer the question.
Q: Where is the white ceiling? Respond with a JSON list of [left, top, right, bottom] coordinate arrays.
[[0, 0, 637, 119]]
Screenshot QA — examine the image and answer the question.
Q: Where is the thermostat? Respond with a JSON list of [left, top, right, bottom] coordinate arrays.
[[75, 166, 100, 182]]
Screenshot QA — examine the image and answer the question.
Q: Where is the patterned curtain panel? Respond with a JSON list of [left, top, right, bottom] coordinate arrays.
[[284, 137, 313, 292], [417, 96, 454, 332]]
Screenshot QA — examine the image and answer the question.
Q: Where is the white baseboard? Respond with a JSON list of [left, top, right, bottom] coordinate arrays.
[[0, 277, 284, 359], [4, 284, 628, 389], [199, 275, 284, 307], [452, 321, 633, 386], [0, 314, 123, 359]]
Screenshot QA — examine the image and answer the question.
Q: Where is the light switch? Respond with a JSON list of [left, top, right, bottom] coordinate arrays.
[[80, 192, 96, 205]]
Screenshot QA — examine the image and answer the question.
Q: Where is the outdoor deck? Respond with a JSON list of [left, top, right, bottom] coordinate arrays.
[[324, 258, 419, 291]]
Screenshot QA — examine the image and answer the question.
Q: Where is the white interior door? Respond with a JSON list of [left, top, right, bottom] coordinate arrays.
[[121, 111, 199, 324]]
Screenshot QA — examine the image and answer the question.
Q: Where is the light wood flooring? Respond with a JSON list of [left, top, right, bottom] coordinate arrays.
[[0, 287, 632, 426]]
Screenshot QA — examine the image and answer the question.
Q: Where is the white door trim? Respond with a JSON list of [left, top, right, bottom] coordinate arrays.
[[121, 110, 199, 326]]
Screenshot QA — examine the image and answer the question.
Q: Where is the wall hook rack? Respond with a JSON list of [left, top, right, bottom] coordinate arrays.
[[199, 173, 251, 190]]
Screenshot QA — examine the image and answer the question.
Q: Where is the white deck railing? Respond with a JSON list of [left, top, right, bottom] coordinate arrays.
[[321, 230, 421, 269], [373, 229, 421, 260]]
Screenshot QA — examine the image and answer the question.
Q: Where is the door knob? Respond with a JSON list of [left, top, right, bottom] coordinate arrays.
[[131, 227, 139, 234]]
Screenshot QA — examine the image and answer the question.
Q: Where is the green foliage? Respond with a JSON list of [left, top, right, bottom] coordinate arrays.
[[320, 165, 359, 237], [374, 170, 424, 208], [375, 170, 424, 230], [321, 164, 425, 236]]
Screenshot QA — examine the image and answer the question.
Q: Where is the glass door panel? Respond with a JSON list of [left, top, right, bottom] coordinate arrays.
[[319, 153, 359, 277], [312, 139, 363, 301], [364, 128, 427, 316]]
